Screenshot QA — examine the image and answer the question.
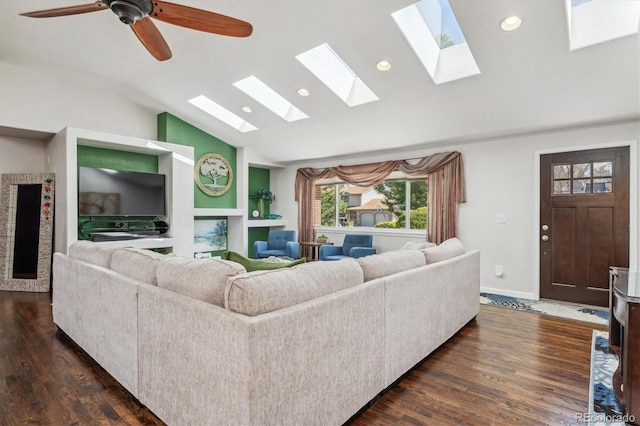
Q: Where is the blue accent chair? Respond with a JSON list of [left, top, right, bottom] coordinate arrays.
[[253, 230, 301, 259], [319, 234, 376, 261]]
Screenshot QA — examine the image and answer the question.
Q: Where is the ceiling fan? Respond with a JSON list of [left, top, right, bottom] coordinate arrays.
[[20, 0, 253, 61]]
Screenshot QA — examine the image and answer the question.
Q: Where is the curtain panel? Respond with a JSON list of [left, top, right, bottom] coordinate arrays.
[[295, 151, 465, 245]]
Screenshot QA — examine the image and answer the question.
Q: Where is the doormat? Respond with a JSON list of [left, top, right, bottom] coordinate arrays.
[[587, 330, 630, 425], [480, 293, 608, 325]]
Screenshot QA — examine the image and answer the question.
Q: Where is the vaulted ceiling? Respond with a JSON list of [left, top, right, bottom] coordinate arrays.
[[1, 0, 638, 163]]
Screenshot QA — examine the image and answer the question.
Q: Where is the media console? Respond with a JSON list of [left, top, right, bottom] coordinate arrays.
[[609, 267, 640, 425]]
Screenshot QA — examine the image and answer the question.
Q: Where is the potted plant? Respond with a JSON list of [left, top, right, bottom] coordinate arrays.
[[316, 234, 328, 244], [250, 189, 276, 218]]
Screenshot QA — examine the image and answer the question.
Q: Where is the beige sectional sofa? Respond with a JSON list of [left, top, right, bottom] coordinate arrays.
[[52, 239, 480, 426]]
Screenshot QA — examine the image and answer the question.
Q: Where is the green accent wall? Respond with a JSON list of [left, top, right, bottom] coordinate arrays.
[[158, 112, 237, 209], [77, 146, 158, 172], [247, 167, 272, 257], [248, 167, 271, 216]]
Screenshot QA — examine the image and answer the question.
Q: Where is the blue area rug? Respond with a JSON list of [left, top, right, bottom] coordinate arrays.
[[589, 330, 627, 425], [479, 292, 609, 325]]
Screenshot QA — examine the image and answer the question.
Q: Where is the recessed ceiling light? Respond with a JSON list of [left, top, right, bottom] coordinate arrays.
[[297, 88, 309, 96], [233, 75, 308, 122], [500, 16, 522, 31], [376, 60, 391, 71], [242, 106, 252, 113]]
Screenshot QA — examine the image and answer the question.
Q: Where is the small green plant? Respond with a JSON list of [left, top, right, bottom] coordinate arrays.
[[250, 189, 276, 204]]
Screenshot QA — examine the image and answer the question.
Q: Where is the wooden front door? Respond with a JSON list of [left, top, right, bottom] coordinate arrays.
[[540, 147, 629, 307]]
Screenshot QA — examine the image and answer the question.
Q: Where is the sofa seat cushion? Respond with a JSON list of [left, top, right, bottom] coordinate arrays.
[[67, 240, 122, 268], [225, 258, 364, 316], [421, 238, 465, 264], [111, 248, 172, 285], [224, 251, 305, 272], [156, 257, 246, 307], [357, 250, 426, 282], [323, 254, 349, 261], [255, 249, 287, 258]]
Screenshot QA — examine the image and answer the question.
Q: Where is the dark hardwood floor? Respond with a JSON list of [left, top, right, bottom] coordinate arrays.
[[0, 291, 605, 425]]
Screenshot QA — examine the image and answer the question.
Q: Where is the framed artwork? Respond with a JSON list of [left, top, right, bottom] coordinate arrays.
[[194, 153, 233, 196], [194, 219, 228, 253]]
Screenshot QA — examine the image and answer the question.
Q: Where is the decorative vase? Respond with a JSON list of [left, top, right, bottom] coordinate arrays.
[[257, 199, 265, 218]]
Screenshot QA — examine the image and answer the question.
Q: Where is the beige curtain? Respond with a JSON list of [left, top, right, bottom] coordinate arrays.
[[295, 152, 465, 245]]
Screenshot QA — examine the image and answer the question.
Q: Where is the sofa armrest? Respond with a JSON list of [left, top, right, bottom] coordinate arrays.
[[349, 247, 376, 259], [319, 244, 342, 260], [253, 241, 268, 259], [285, 241, 301, 259]]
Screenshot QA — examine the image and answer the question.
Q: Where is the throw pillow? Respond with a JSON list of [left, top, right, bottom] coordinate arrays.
[[224, 251, 305, 272], [421, 238, 465, 264], [400, 241, 436, 251]]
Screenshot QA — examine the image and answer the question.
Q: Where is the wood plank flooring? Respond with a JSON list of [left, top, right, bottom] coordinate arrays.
[[0, 291, 605, 425]]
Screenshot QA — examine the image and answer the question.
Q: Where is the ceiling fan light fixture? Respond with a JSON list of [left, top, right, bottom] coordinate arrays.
[[500, 16, 522, 31], [108, 0, 150, 25]]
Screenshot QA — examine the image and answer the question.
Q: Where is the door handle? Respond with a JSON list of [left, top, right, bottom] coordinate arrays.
[[541, 235, 549, 241], [541, 224, 549, 231]]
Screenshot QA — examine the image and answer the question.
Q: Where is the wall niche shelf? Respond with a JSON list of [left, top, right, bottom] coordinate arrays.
[[194, 208, 243, 217], [247, 219, 286, 228]]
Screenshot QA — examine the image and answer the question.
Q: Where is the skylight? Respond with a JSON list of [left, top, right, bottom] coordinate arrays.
[[188, 95, 257, 133], [392, 0, 480, 85], [296, 43, 379, 107], [233, 76, 308, 122], [565, 0, 640, 50]]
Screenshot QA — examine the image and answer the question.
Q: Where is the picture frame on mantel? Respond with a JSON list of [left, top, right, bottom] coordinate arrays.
[[0, 173, 55, 292]]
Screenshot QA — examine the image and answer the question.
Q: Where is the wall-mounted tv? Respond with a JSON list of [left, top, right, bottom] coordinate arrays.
[[78, 167, 166, 217]]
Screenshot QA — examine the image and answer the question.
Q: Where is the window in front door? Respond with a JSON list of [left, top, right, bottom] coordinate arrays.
[[552, 161, 613, 195]]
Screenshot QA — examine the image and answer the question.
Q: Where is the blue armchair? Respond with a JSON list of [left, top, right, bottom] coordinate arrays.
[[319, 234, 376, 261], [253, 230, 301, 259]]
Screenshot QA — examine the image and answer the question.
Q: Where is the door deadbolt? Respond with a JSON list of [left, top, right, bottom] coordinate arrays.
[[541, 224, 549, 231], [541, 235, 549, 241]]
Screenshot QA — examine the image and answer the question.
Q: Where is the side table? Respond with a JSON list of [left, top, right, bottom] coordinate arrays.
[[299, 241, 333, 261]]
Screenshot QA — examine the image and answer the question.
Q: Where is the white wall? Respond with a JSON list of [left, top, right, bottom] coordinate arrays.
[[273, 120, 639, 299], [0, 135, 48, 216], [0, 136, 46, 174], [0, 62, 157, 139]]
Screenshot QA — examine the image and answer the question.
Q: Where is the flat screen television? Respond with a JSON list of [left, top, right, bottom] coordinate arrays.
[[78, 167, 166, 217]]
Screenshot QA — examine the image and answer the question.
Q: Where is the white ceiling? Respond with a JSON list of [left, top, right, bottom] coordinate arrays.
[[1, 0, 638, 164]]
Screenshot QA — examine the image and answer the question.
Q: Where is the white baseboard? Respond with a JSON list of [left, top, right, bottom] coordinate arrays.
[[480, 286, 537, 301]]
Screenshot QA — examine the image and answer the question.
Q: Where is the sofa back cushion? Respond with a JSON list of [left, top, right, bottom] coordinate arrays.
[[111, 248, 171, 285], [67, 240, 122, 268], [156, 257, 246, 307], [225, 258, 364, 316], [421, 238, 465, 264], [357, 250, 426, 282]]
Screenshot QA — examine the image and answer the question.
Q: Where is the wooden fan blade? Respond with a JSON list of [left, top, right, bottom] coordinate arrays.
[[151, 1, 252, 37], [20, 2, 108, 18], [131, 17, 172, 61]]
